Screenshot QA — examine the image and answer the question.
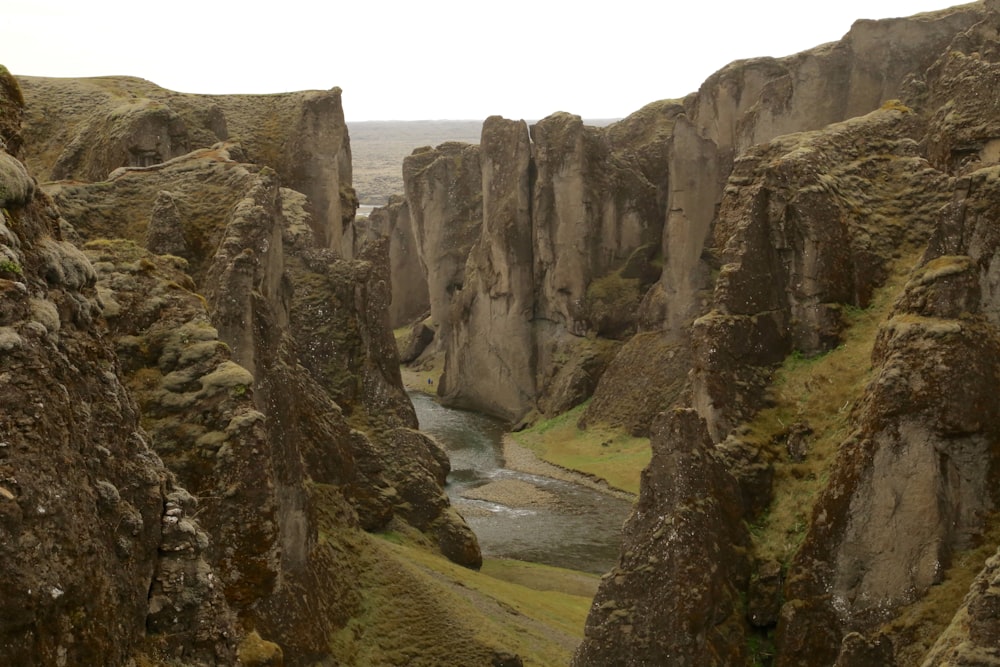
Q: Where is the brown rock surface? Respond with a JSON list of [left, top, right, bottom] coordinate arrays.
[[777, 165, 1000, 665], [0, 77, 238, 665], [922, 547, 1000, 666], [573, 409, 750, 666], [13, 72, 483, 662], [587, 2, 983, 435], [439, 116, 535, 421], [403, 141, 483, 342], [410, 106, 672, 422], [575, 5, 1000, 666], [358, 194, 430, 328], [18, 76, 357, 255]]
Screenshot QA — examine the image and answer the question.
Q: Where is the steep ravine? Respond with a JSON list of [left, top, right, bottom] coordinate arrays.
[[7, 0, 1000, 664]]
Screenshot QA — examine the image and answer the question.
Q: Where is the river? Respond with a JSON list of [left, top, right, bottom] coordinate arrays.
[[409, 392, 633, 575]]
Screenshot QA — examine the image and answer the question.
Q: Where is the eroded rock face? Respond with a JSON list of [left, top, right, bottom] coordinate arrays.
[[922, 546, 1000, 666], [19, 75, 481, 662], [587, 2, 983, 435], [0, 79, 237, 665], [578, 6, 1000, 666], [403, 142, 482, 340], [440, 116, 535, 421], [692, 105, 953, 440], [777, 164, 1000, 665], [84, 238, 280, 621], [573, 409, 750, 666], [18, 76, 357, 256], [359, 194, 430, 328], [412, 107, 672, 422]]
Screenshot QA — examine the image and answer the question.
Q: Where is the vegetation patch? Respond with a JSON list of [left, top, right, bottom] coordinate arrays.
[[320, 514, 595, 666], [744, 253, 921, 566], [512, 402, 649, 495]]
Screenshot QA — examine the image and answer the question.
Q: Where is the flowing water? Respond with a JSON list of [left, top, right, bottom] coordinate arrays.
[[410, 392, 633, 575]]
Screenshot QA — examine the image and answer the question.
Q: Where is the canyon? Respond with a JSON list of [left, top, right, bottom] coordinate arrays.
[[4, 0, 1000, 665]]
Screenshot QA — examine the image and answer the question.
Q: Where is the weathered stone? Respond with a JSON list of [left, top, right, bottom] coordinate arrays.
[[411, 105, 672, 422], [573, 409, 750, 666], [777, 167, 1000, 662], [18, 77, 355, 256], [748, 560, 784, 629], [145, 190, 188, 257], [692, 106, 951, 440], [399, 316, 435, 363], [439, 116, 535, 421], [360, 195, 430, 327], [404, 141, 482, 344], [923, 547, 1000, 666], [832, 632, 895, 667], [0, 85, 238, 663]]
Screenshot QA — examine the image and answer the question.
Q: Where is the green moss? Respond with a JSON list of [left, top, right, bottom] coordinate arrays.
[[745, 253, 921, 566], [880, 99, 912, 113], [513, 402, 649, 494], [199, 361, 253, 394], [237, 631, 283, 666], [0, 259, 22, 275]]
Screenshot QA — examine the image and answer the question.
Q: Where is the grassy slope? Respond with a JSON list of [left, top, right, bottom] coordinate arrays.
[[742, 253, 919, 567], [512, 403, 650, 496], [329, 526, 598, 666], [739, 249, 1000, 663]]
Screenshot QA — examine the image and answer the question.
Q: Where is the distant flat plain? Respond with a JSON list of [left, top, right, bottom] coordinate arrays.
[[349, 118, 619, 206], [348, 120, 483, 206]]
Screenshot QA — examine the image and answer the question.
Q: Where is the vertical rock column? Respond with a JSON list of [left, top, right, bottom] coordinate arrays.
[[440, 117, 536, 421]]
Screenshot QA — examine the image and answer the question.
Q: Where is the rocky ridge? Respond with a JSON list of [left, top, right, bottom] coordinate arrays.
[[2, 69, 507, 665], [389, 105, 673, 423], [365, 1, 1000, 665]]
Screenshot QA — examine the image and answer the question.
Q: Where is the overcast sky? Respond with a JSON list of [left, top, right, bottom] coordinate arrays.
[[4, 0, 973, 122]]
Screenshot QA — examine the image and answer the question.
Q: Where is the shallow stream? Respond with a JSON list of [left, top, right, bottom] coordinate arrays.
[[410, 392, 633, 575]]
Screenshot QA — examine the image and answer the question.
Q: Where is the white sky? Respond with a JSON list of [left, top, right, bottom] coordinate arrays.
[[4, 0, 973, 121]]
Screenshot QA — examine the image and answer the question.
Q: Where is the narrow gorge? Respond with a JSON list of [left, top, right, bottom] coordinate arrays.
[[4, 0, 1000, 665]]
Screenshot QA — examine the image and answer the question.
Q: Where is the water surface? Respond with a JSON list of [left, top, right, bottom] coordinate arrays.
[[410, 392, 632, 574]]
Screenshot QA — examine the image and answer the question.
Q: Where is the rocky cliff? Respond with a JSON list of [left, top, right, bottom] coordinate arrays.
[[572, 2, 1000, 666], [18, 76, 358, 256], [365, 1, 1000, 665], [1, 70, 503, 665], [0, 66, 239, 666], [395, 106, 672, 422]]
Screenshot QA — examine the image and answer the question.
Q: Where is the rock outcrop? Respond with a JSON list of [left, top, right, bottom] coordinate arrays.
[[573, 3, 1000, 666], [18, 76, 357, 256], [0, 73, 238, 665], [574, 409, 750, 666], [777, 153, 1000, 664], [357, 194, 430, 328], [401, 141, 483, 349], [578, 2, 984, 436], [400, 106, 673, 422], [4, 71, 487, 665]]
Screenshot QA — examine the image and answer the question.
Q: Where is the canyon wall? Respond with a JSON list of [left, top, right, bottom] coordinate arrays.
[[574, 2, 1000, 666], [4, 71, 491, 665], [399, 106, 674, 422], [380, 1, 1000, 665]]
